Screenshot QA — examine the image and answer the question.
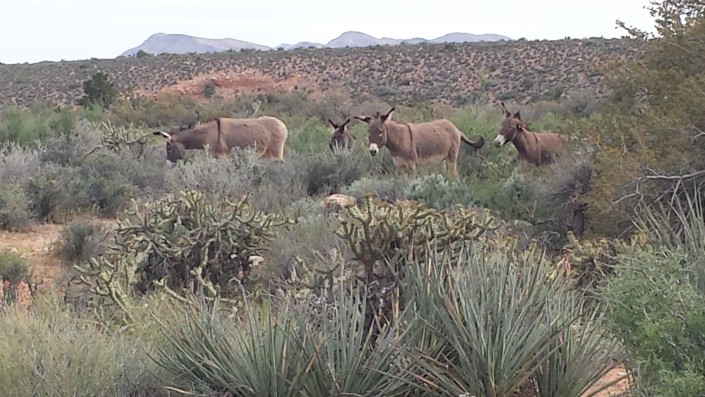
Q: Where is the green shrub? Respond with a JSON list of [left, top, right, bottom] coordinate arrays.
[[603, 248, 705, 397], [341, 175, 410, 202], [56, 220, 112, 265], [0, 105, 67, 147], [404, 173, 477, 209], [0, 249, 29, 284], [603, 190, 705, 396], [0, 183, 33, 231], [0, 296, 164, 397], [304, 149, 380, 196], [24, 166, 66, 222], [266, 212, 346, 282]]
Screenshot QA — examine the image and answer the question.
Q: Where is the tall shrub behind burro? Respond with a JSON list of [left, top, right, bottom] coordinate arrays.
[[74, 189, 290, 322]]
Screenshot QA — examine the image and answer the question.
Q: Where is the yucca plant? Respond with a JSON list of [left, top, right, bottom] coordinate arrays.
[[535, 294, 626, 397], [150, 295, 311, 397], [303, 283, 419, 396], [634, 187, 705, 294], [402, 242, 620, 397]]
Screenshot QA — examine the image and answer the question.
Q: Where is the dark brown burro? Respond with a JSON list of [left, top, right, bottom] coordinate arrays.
[[494, 102, 568, 166], [328, 118, 355, 151], [153, 116, 289, 163], [355, 107, 484, 177]]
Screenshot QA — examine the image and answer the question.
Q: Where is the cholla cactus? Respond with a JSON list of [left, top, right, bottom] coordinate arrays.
[[83, 120, 149, 158], [75, 189, 291, 314], [335, 194, 500, 281]]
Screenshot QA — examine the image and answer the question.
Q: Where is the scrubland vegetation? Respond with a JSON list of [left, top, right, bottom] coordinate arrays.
[[0, 1, 704, 396]]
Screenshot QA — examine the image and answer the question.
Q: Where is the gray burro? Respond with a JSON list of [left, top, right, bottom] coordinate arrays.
[[355, 107, 484, 177], [153, 116, 289, 163]]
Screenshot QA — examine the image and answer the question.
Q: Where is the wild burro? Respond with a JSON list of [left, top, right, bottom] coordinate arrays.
[[493, 102, 567, 166], [355, 107, 484, 177], [327, 118, 355, 151], [153, 116, 289, 163]]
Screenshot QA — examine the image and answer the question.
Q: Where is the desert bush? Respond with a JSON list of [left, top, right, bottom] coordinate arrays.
[[0, 182, 33, 231], [341, 175, 410, 202], [0, 296, 165, 397], [404, 173, 477, 209], [304, 148, 381, 196], [603, 248, 705, 397], [601, 188, 705, 396], [163, 148, 308, 212], [586, 2, 705, 237], [0, 143, 43, 183], [0, 104, 73, 146], [56, 219, 112, 265], [266, 212, 346, 282], [0, 249, 29, 285], [39, 120, 102, 167]]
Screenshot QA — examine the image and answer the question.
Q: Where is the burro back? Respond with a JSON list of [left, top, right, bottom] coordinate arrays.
[[153, 116, 289, 162], [355, 107, 484, 177]]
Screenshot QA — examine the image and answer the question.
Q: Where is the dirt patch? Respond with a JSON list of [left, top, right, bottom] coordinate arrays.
[[0, 223, 65, 287], [582, 365, 631, 397], [136, 70, 318, 102]]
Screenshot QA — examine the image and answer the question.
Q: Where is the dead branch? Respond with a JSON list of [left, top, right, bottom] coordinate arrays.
[[644, 168, 705, 181]]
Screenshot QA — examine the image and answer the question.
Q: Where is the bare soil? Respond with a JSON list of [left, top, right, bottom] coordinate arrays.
[[136, 70, 317, 102]]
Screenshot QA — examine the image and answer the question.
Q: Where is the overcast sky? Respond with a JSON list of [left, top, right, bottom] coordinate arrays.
[[1, 0, 656, 64]]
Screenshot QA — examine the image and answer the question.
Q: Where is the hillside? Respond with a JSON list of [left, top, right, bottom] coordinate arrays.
[[121, 33, 273, 56], [0, 37, 644, 108], [121, 31, 513, 56]]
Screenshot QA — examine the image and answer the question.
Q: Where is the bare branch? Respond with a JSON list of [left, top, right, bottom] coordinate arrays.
[[645, 168, 705, 181]]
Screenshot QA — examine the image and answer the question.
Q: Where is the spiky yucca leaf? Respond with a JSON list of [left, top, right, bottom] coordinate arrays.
[[150, 296, 311, 397], [635, 187, 705, 294], [535, 295, 626, 397], [404, 244, 573, 397], [303, 283, 419, 396]]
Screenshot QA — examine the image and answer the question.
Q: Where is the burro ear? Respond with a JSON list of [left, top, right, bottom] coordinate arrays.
[[513, 111, 522, 120], [381, 107, 395, 121], [500, 101, 511, 118], [342, 118, 351, 127], [328, 119, 338, 128], [354, 115, 372, 123], [153, 131, 172, 139]]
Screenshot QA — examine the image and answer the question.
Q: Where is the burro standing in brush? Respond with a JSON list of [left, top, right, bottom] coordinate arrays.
[[153, 116, 289, 163], [355, 107, 484, 177], [493, 102, 567, 166]]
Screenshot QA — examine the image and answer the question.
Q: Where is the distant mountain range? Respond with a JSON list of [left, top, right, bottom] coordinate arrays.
[[120, 31, 512, 57]]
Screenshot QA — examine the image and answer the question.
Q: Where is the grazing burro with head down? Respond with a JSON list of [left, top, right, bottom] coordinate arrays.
[[354, 107, 484, 177], [494, 102, 567, 166], [327, 118, 355, 151], [153, 116, 288, 163]]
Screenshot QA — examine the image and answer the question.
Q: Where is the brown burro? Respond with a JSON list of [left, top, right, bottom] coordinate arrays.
[[328, 118, 355, 151], [153, 116, 289, 163], [354, 107, 484, 177], [494, 102, 567, 166]]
